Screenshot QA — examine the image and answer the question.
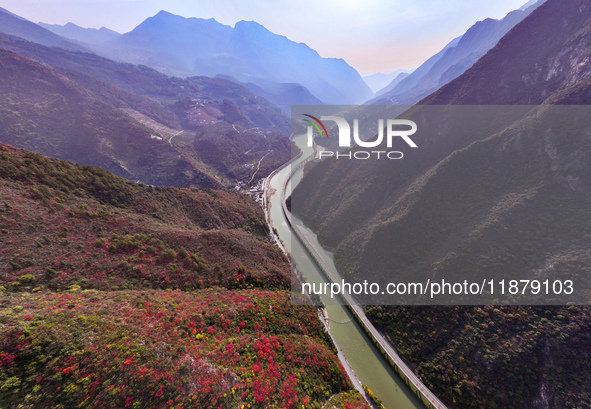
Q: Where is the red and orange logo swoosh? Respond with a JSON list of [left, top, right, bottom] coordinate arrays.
[[303, 114, 329, 138]]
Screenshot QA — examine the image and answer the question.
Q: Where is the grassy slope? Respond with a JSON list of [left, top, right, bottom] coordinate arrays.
[[368, 305, 591, 408], [0, 143, 369, 409], [0, 143, 287, 292], [0, 290, 356, 409]]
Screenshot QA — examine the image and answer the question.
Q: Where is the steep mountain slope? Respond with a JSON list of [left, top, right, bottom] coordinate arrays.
[[217, 75, 324, 114], [226, 20, 371, 104], [0, 30, 291, 187], [372, 36, 461, 99], [241, 82, 324, 114], [363, 69, 412, 94], [421, 0, 590, 105], [371, 0, 545, 104], [0, 48, 222, 188], [293, 0, 591, 407], [0, 8, 87, 52], [295, 0, 591, 287], [0, 144, 369, 409], [0, 31, 290, 134], [368, 304, 591, 408], [0, 6, 25, 20], [38, 22, 120, 44], [185, 76, 290, 133], [0, 143, 288, 291], [367, 71, 410, 97], [98, 11, 372, 105]]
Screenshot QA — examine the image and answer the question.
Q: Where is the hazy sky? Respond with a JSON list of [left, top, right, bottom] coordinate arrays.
[[1, 0, 531, 74]]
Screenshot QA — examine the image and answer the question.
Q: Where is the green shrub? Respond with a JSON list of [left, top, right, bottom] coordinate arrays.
[[157, 249, 177, 262]]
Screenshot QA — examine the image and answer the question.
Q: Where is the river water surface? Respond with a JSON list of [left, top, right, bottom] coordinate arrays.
[[267, 133, 424, 409]]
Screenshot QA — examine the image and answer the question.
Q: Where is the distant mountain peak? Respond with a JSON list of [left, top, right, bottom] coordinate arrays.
[[235, 20, 266, 29], [38, 20, 120, 44], [151, 10, 220, 24], [154, 10, 175, 17], [146, 10, 183, 23], [99, 10, 372, 104], [233, 20, 279, 38], [0, 8, 89, 51], [0, 6, 28, 21]]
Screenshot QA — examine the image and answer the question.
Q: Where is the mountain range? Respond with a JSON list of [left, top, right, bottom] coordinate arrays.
[[1, 1, 591, 407], [370, 0, 546, 104], [39, 21, 120, 44], [0, 6, 375, 408], [0, 6, 88, 52], [215, 74, 324, 114], [95, 11, 373, 106], [0, 7, 373, 114], [0, 11, 292, 188], [363, 69, 412, 94]]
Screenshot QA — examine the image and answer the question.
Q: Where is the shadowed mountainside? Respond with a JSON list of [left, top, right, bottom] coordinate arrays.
[[293, 0, 591, 407], [0, 48, 223, 188]]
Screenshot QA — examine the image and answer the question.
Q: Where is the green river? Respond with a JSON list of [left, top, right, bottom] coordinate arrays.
[[267, 133, 424, 409]]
